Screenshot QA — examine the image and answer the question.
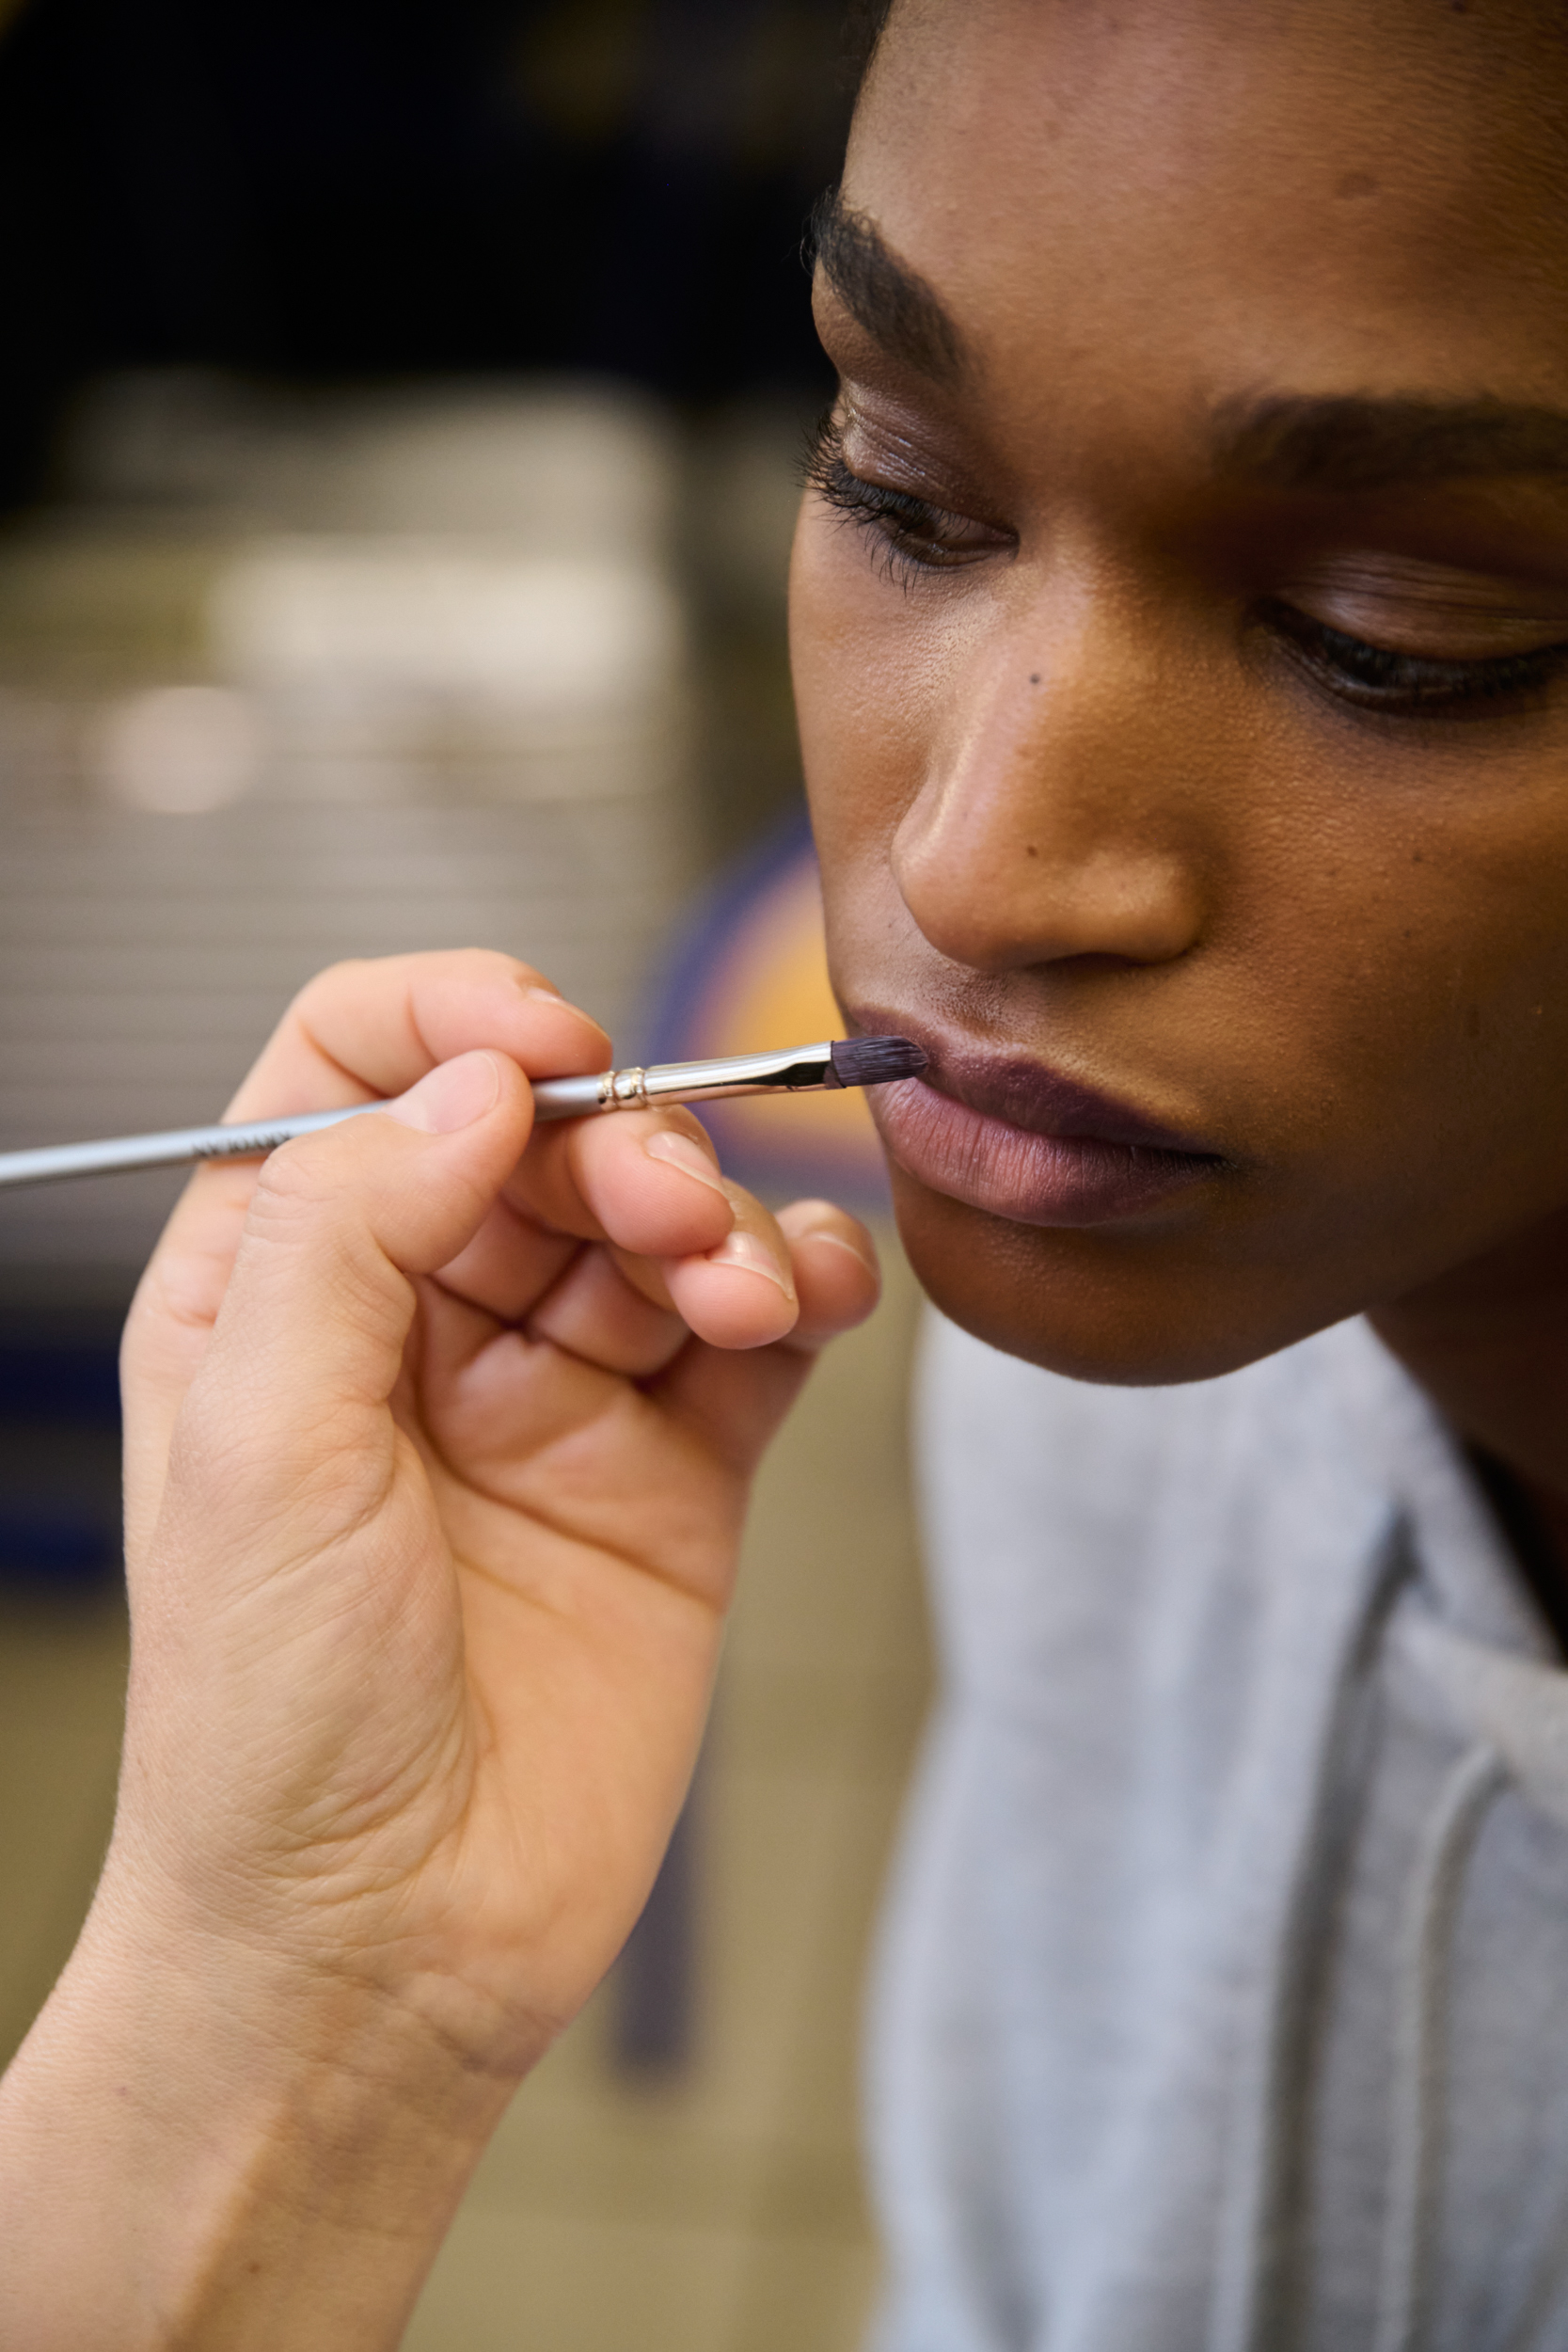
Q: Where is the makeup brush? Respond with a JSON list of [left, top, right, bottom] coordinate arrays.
[[0, 1037, 927, 1191]]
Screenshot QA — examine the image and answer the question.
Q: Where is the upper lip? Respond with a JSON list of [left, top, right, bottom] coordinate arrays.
[[848, 1008, 1223, 1158]]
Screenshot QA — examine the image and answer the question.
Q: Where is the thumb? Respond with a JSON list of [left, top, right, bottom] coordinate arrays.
[[153, 1051, 531, 1566]]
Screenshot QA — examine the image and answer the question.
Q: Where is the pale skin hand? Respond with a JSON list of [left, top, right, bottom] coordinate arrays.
[[0, 949, 879, 2350]]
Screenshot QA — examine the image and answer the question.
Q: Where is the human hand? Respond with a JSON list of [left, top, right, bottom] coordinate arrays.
[[0, 949, 879, 2348]]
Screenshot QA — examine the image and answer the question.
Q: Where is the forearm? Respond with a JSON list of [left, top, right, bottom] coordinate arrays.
[[0, 1877, 528, 2351]]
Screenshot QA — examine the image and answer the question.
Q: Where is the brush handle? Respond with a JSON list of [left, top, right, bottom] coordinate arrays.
[[0, 1106, 383, 1188], [0, 1044, 847, 1190]]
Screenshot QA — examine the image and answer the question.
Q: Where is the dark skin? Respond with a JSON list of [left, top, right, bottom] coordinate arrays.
[[790, 0, 1568, 1571]]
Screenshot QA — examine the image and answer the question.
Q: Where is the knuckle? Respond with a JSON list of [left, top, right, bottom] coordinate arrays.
[[128, 1252, 219, 1346], [248, 1136, 341, 1216], [243, 1138, 396, 1277], [290, 956, 371, 1017], [241, 1163, 408, 1350]]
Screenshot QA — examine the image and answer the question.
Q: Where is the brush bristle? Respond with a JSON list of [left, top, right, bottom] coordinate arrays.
[[829, 1035, 928, 1089]]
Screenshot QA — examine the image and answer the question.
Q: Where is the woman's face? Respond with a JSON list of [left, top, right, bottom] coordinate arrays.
[[790, 0, 1568, 1381]]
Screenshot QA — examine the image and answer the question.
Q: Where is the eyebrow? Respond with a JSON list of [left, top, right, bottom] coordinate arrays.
[[810, 186, 966, 386], [806, 201, 1568, 493], [1218, 394, 1568, 492]]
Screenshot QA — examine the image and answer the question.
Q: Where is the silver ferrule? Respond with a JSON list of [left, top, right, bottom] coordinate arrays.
[[531, 1043, 837, 1122]]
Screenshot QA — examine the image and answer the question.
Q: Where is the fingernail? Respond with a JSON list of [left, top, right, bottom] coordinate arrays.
[[524, 981, 601, 1028], [644, 1129, 731, 1200], [706, 1229, 796, 1297], [386, 1051, 501, 1136], [799, 1227, 880, 1281]]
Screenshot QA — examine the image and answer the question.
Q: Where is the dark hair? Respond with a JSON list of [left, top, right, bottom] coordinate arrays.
[[808, 4, 895, 279], [843, 0, 897, 92]]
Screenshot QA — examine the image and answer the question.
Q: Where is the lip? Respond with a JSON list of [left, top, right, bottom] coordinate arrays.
[[850, 1009, 1226, 1228]]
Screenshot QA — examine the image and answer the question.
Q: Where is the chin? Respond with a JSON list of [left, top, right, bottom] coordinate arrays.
[[889, 1171, 1326, 1390]]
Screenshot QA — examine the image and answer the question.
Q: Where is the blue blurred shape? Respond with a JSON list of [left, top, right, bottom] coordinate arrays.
[[0, 1339, 120, 1425], [0, 1507, 119, 1589]]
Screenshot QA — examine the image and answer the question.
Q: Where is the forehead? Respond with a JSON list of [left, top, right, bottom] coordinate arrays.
[[842, 0, 1568, 419]]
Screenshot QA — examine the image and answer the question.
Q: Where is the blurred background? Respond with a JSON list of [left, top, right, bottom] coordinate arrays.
[[0, 3, 930, 2345]]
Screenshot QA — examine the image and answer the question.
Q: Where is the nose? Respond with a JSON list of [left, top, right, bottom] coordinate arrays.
[[891, 609, 1208, 975]]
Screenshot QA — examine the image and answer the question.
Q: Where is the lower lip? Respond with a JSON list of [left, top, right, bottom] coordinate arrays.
[[872, 1078, 1217, 1227]]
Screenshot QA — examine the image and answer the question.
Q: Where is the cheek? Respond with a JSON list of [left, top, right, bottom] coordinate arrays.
[[790, 505, 944, 850], [1160, 755, 1568, 1308], [789, 504, 961, 977], [1331, 812, 1568, 1185], [1270, 777, 1568, 1091]]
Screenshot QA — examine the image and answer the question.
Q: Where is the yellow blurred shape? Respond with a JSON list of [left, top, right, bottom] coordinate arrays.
[[691, 850, 883, 1180]]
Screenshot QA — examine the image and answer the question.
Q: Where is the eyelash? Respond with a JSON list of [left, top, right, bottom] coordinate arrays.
[[1259, 599, 1568, 715], [801, 415, 1568, 717], [800, 415, 1008, 586]]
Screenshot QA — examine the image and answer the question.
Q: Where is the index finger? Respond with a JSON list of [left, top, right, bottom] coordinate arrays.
[[224, 949, 612, 1121]]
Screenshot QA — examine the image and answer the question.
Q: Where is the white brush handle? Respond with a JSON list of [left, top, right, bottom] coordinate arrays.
[[0, 1105, 383, 1187], [0, 1044, 848, 1190]]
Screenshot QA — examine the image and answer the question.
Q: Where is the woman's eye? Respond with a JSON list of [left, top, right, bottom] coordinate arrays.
[[1263, 597, 1568, 715], [800, 417, 1009, 581]]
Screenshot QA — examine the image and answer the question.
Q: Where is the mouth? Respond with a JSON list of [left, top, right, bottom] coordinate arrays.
[[847, 1009, 1227, 1228]]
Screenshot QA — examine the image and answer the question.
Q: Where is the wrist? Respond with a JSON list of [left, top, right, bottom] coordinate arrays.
[[0, 1868, 530, 2350]]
